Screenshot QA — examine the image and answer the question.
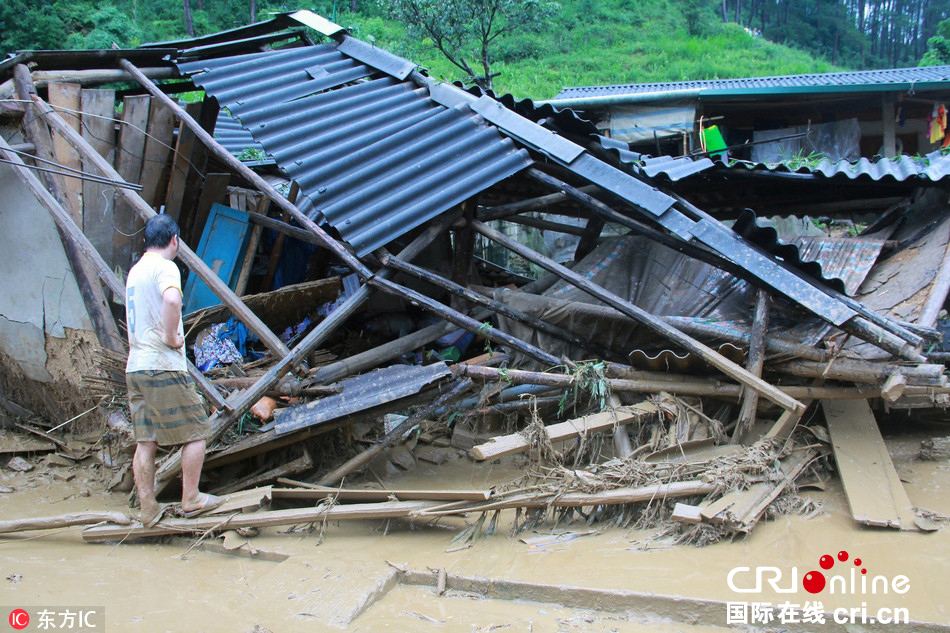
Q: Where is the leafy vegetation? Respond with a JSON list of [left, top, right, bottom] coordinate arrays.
[[2, 0, 947, 100]]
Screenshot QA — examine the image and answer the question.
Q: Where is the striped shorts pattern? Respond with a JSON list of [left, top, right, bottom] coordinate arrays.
[[126, 370, 211, 446]]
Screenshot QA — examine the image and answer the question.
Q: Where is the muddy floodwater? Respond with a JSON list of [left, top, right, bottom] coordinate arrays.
[[2, 425, 950, 632]]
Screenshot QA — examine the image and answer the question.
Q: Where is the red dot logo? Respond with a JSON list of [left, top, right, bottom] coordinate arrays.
[[838, 550, 849, 562], [819, 554, 834, 569], [803, 571, 826, 594], [9, 609, 29, 630]]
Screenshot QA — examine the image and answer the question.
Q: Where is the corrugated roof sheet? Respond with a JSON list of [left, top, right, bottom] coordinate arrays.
[[178, 43, 532, 256], [722, 151, 950, 182], [213, 111, 273, 165], [731, 209, 885, 296], [273, 362, 451, 435], [554, 65, 950, 101]]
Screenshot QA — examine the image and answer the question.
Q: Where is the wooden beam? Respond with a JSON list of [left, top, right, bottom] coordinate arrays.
[[138, 97, 177, 207], [471, 401, 659, 461], [471, 220, 806, 416], [0, 512, 132, 535], [0, 134, 229, 408], [732, 289, 769, 444]]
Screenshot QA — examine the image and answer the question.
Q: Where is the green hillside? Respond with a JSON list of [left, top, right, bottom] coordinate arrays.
[[4, 0, 944, 101], [342, 1, 839, 99]]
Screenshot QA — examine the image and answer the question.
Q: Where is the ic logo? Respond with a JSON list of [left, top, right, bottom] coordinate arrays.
[[8, 609, 29, 630]]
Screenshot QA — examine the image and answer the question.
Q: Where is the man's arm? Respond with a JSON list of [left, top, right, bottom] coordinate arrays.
[[161, 287, 184, 349]]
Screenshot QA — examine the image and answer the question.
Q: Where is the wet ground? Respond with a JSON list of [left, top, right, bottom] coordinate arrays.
[[2, 424, 950, 632]]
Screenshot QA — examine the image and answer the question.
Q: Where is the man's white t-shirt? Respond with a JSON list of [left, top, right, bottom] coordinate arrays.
[[125, 252, 187, 373]]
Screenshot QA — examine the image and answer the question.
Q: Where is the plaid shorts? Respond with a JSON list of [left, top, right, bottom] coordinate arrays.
[[126, 370, 211, 446]]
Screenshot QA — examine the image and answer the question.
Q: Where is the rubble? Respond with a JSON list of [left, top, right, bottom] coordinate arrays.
[[1, 11, 949, 549]]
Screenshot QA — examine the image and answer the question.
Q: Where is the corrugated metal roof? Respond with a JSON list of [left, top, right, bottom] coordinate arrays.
[[273, 362, 451, 434], [213, 111, 273, 165], [730, 209, 886, 296], [722, 151, 950, 182], [178, 43, 532, 256], [554, 65, 950, 101]]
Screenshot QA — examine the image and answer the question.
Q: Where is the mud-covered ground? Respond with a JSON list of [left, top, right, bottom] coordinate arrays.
[[2, 422, 950, 632]]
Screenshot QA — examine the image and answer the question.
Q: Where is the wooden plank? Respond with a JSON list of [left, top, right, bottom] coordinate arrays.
[[80, 88, 117, 269], [163, 101, 202, 222], [113, 95, 150, 273], [822, 399, 918, 530], [671, 503, 702, 524], [471, 402, 659, 461], [271, 485, 493, 503], [46, 81, 83, 225], [138, 97, 177, 208]]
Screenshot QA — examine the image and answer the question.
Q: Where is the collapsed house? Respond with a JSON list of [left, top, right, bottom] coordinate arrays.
[[1, 11, 949, 543]]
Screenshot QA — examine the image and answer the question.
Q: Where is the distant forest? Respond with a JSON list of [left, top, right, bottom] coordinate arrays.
[[2, 0, 948, 98]]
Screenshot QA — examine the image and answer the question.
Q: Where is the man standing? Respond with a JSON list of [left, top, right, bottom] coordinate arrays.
[[125, 215, 222, 526]]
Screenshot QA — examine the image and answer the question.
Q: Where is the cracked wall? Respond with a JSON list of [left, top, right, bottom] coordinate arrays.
[[0, 160, 95, 385]]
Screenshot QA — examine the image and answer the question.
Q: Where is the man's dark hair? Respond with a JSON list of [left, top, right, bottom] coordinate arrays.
[[144, 215, 180, 249]]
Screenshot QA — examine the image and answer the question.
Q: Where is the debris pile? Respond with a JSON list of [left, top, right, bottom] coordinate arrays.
[[1, 12, 949, 545]]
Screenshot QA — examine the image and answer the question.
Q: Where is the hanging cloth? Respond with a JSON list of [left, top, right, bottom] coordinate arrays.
[[931, 103, 947, 144]]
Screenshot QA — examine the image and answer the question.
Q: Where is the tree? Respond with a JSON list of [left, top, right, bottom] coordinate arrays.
[[921, 18, 950, 65], [378, 0, 559, 91]]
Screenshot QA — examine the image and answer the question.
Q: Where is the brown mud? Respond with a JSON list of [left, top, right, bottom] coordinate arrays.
[[2, 425, 950, 632]]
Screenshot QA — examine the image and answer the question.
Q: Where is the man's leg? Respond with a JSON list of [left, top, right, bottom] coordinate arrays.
[[133, 440, 160, 519], [181, 438, 212, 512]]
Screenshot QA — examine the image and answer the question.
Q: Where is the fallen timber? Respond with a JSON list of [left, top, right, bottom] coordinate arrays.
[[471, 220, 806, 416], [81, 481, 715, 542], [451, 364, 950, 403], [471, 402, 660, 461]]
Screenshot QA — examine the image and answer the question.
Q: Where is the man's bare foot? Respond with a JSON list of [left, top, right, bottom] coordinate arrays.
[[181, 493, 225, 518]]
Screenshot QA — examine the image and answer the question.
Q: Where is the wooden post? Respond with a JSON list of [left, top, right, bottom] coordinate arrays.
[[234, 195, 269, 296], [732, 289, 769, 444], [450, 200, 477, 312], [574, 214, 604, 262], [470, 219, 806, 416], [32, 93, 292, 361]]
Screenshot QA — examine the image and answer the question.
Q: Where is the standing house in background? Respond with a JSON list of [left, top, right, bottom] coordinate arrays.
[[545, 66, 950, 161]]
